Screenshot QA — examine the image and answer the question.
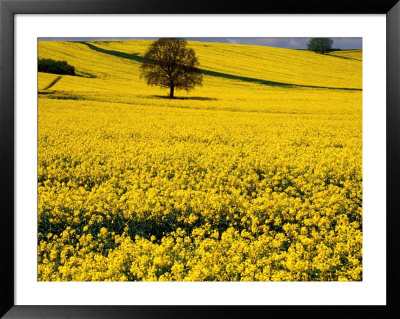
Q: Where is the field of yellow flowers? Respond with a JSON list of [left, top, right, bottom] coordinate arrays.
[[37, 40, 362, 281]]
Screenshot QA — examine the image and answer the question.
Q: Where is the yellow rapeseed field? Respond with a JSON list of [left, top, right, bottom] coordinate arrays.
[[37, 40, 362, 281]]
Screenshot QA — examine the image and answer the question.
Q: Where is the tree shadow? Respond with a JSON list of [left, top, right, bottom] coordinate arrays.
[[152, 95, 217, 101], [76, 71, 97, 78]]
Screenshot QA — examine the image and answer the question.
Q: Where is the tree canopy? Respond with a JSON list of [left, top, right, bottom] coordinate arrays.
[[140, 38, 203, 98], [38, 59, 75, 75], [307, 38, 333, 54]]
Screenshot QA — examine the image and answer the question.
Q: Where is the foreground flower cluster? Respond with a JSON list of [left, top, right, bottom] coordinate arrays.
[[38, 41, 362, 281]]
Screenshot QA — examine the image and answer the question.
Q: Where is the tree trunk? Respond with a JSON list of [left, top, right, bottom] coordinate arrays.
[[169, 84, 174, 98]]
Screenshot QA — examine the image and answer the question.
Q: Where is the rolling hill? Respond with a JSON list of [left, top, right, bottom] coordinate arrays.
[[37, 40, 363, 282]]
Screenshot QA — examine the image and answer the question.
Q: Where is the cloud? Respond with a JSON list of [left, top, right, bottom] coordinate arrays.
[[225, 38, 239, 44]]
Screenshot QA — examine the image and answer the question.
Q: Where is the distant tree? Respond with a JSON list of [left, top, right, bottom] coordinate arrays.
[[140, 38, 203, 98], [38, 59, 75, 75], [307, 38, 333, 54]]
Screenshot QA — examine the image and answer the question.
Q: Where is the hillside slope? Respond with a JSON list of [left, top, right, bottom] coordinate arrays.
[[38, 40, 361, 115], [38, 40, 362, 89]]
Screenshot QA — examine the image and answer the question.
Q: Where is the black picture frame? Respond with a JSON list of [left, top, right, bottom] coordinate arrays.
[[1, 0, 399, 318]]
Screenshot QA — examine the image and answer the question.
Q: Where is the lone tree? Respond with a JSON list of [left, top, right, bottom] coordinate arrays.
[[307, 38, 333, 54], [140, 38, 203, 98]]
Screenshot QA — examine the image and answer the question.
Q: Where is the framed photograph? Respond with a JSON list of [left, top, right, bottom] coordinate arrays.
[[1, 0, 399, 318]]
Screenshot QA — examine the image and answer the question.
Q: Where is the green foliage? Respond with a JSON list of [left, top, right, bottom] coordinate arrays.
[[38, 58, 75, 75], [140, 38, 203, 98], [307, 38, 333, 54]]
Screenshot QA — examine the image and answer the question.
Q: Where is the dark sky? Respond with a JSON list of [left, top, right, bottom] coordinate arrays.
[[202, 38, 362, 49], [38, 37, 362, 49]]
